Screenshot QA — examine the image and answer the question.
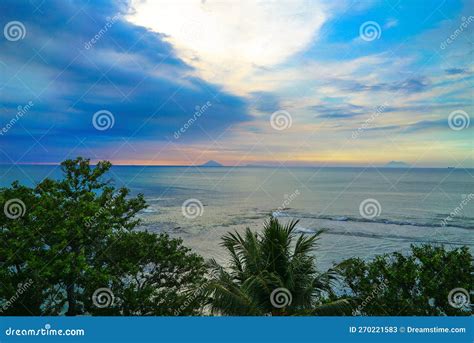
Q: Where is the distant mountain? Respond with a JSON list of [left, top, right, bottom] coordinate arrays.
[[199, 160, 223, 167], [384, 161, 410, 168]]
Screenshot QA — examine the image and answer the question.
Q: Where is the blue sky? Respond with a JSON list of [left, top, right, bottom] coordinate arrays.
[[0, 0, 472, 167]]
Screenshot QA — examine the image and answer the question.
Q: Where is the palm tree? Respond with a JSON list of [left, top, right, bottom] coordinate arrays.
[[206, 218, 349, 315]]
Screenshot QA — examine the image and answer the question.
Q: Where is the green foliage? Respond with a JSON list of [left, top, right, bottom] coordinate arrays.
[[0, 157, 206, 316], [337, 245, 473, 316], [206, 218, 350, 315], [1, 158, 470, 317]]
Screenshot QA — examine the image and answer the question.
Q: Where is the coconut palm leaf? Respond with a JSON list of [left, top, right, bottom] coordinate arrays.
[[206, 218, 347, 315], [312, 299, 353, 316]]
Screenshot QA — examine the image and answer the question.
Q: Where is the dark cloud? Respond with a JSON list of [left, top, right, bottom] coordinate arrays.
[[401, 119, 448, 133], [312, 103, 365, 119], [365, 124, 401, 132], [444, 68, 468, 75], [366, 118, 472, 134], [0, 0, 251, 162], [333, 77, 429, 94], [311, 99, 471, 127], [250, 92, 281, 112]]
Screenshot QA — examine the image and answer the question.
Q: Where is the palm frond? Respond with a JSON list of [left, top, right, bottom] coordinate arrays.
[[208, 218, 339, 316], [312, 299, 353, 316], [293, 229, 324, 258]]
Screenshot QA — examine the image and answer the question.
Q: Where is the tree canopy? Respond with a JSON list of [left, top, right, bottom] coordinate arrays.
[[0, 157, 206, 315], [337, 244, 473, 316]]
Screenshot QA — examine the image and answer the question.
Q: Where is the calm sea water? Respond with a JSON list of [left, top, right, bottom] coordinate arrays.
[[1, 165, 473, 269]]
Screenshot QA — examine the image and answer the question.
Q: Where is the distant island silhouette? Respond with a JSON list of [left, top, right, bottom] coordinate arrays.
[[199, 160, 224, 167], [384, 161, 410, 168]]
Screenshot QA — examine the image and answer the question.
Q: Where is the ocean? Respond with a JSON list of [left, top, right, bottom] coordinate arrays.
[[1, 165, 473, 269]]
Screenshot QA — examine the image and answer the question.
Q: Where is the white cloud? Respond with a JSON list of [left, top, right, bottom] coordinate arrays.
[[127, 0, 327, 94]]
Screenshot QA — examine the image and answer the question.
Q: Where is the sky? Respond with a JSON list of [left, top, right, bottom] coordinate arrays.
[[0, 0, 472, 167]]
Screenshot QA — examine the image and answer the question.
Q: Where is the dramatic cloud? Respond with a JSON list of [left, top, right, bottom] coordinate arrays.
[[127, 0, 328, 95], [0, 0, 250, 163], [0, 0, 472, 167]]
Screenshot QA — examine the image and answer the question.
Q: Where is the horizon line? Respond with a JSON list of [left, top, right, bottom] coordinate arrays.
[[0, 163, 468, 169]]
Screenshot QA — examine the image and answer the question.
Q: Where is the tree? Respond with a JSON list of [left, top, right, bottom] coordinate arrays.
[[337, 244, 473, 316], [0, 157, 206, 316], [206, 218, 350, 315]]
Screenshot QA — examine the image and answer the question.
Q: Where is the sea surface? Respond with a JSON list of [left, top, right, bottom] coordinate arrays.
[[1, 165, 473, 269]]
